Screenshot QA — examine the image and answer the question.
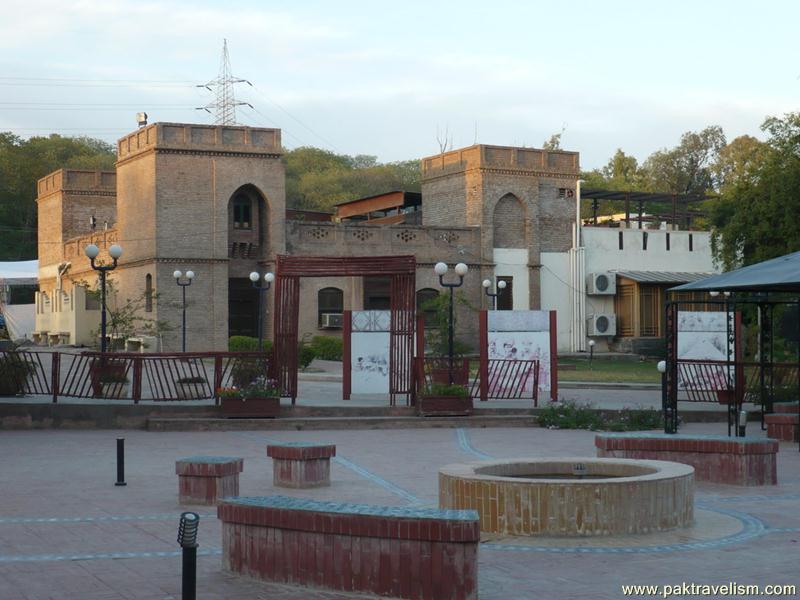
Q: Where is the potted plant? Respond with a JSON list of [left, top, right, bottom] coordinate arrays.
[[175, 375, 208, 400], [218, 377, 281, 418], [417, 382, 473, 417]]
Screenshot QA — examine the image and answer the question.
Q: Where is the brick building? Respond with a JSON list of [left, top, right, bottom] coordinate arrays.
[[34, 121, 715, 353]]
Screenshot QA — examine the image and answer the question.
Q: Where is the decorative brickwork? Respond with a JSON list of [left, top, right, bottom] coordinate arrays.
[[595, 433, 778, 486], [266, 442, 336, 488], [218, 495, 479, 599], [765, 414, 799, 442], [176, 456, 243, 505]]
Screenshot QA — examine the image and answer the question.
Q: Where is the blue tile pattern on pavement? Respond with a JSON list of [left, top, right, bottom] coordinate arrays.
[[456, 428, 493, 460]]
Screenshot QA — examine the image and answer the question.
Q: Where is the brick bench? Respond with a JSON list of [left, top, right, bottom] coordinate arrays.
[[176, 456, 244, 505], [218, 496, 479, 600], [765, 402, 799, 442], [595, 433, 778, 486], [266, 442, 336, 488]]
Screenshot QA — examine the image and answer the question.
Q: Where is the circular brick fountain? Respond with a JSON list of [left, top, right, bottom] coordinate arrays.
[[439, 458, 694, 536]]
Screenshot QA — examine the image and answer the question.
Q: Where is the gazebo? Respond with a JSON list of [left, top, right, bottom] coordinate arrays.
[[669, 251, 800, 450]]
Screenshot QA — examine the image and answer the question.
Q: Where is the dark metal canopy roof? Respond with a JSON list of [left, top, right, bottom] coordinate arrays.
[[617, 271, 711, 284], [581, 189, 712, 203], [670, 251, 800, 293]]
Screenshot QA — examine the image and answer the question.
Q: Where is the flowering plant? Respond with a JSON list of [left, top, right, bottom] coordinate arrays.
[[216, 387, 241, 399], [238, 376, 281, 400]]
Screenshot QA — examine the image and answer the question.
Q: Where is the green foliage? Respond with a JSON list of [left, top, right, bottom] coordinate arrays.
[[229, 357, 268, 387], [83, 279, 173, 348], [283, 146, 420, 211], [239, 376, 281, 399], [537, 400, 664, 431], [228, 336, 273, 352], [0, 352, 37, 396], [309, 336, 343, 361], [0, 133, 116, 260], [420, 292, 474, 356], [298, 342, 316, 370], [421, 383, 470, 398], [711, 112, 800, 270]]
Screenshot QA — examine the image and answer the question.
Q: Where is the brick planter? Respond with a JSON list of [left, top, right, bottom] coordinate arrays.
[[176, 456, 244, 505], [595, 433, 778, 486], [267, 442, 336, 488], [221, 396, 280, 418], [417, 395, 473, 417], [765, 414, 799, 442], [218, 495, 479, 600]]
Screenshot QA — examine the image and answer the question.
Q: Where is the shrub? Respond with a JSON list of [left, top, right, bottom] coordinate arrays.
[[537, 400, 664, 431], [298, 343, 316, 370], [310, 336, 343, 361], [0, 352, 37, 396], [228, 336, 272, 353], [421, 383, 470, 398]]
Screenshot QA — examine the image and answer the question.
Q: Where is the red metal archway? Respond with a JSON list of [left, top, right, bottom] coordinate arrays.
[[273, 255, 416, 404]]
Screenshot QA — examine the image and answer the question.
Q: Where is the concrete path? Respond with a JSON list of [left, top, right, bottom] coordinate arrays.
[[0, 424, 798, 599]]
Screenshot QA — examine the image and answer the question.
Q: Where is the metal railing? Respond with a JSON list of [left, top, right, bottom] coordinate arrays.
[[0, 350, 274, 404]]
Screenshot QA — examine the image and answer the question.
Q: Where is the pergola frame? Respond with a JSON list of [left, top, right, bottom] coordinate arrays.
[[664, 296, 800, 451], [272, 255, 416, 405]]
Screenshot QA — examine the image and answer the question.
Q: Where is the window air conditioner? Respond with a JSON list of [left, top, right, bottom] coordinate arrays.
[[320, 313, 344, 329], [587, 314, 617, 336], [586, 272, 616, 295]]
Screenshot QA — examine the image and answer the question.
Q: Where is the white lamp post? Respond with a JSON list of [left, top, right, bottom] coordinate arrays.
[[250, 271, 275, 351], [482, 278, 507, 310], [434, 262, 468, 384], [174, 270, 195, 352], [85, 243, 122, 353]]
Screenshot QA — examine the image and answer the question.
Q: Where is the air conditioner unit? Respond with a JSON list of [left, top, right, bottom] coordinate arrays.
[[320, 313, 344, 329], [586, 272, 616, 295], [587, 314, 617, 336]]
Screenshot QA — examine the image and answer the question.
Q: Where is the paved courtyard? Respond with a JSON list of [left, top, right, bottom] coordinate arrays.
[[0, 423, 798, 599]]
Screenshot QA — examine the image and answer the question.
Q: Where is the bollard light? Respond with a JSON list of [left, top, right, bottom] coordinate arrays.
[[177, 512, 199, 600], [177, 512, 200, 548], [738, 409, 748, 437]]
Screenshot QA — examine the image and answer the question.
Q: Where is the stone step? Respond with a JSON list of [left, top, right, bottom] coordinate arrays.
[[147, 414, 538, 431]]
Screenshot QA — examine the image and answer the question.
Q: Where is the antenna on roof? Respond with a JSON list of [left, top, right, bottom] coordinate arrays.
[[196, 39, 253, 125]]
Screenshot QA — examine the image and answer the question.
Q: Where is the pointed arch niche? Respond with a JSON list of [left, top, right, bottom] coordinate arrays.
[[492, 193, 526, 248]]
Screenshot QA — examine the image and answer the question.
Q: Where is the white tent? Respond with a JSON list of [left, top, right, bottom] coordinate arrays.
[[0, 260, 38, 340]]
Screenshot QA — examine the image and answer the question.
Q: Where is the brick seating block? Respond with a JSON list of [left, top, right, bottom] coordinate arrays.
[[266, 442, 336, 488], [773, 402, 799, 414], [765, 413, 799, 442], [595, 433, 778, 486], [176, 456, 244, 505], [218, 495, 479, 600]]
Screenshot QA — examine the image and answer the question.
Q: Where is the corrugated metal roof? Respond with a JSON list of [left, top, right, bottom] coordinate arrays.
[[616, 271, 712, 284], [672, 250, 800, 293]]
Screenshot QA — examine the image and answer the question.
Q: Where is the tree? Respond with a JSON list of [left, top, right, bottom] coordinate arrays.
[[542, 132, 562, 151], [710, 113, 800, 269], [641, 126, 726, 195], [282, 147, 421, 211], [0, 133, 116, 260]]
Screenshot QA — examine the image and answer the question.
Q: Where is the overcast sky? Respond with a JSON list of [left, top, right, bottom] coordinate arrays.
[[1, 0, 798, 169]]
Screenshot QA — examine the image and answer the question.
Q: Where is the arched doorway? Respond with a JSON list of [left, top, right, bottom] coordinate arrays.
[[227, 185, 270, 338]]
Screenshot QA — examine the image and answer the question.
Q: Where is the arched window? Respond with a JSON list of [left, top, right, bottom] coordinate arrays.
[[145, 274, 153, 312], [318, 287, 344, 328], [232, 194, 252, 229], [492, 194, 526, 248], [416, 288, 439, 327]]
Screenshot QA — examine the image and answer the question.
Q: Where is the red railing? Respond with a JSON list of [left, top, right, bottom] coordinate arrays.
[[676, 359, 799, 405], [413, 357, 539, 406], [0, 350, 273, 404]]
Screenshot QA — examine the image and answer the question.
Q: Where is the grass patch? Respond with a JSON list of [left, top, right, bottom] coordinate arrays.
[[558, 357, 660, 384], [538, 400, 664, 431]]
